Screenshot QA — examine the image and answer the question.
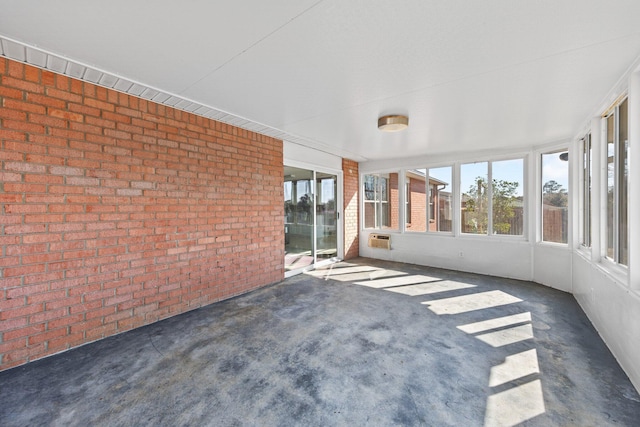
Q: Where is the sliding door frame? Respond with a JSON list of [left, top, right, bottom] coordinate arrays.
[[284, 159, 344, 277]]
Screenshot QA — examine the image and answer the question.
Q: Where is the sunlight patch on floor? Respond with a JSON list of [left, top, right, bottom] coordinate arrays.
[[306, 265, 407, 282], [484, 379, 545, 427], [355, 274, 445, 289], [489, 349, 540, 387], [476, 324, 534, 347], [385, 280, 476, 296], [457, 312, 532, 334], [422, 290, 522, 315]]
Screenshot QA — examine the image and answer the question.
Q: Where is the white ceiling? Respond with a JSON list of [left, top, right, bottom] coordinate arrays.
[[2, 0, 640, 162]]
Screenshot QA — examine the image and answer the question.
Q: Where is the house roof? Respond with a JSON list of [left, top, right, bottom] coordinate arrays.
[[2, 1, 640, 162]]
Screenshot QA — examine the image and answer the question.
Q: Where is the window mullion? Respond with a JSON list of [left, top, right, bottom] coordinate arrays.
[[614, 106, 620, 263], [488, 162, 493, 235]]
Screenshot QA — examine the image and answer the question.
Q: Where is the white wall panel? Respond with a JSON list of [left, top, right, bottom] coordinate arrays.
[[284, 141, 342, 171], [360, 231, 532, 282], [532, 244, 572, 292], [573, 255, 640, 392]]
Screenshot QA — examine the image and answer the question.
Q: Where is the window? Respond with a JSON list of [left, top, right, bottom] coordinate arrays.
[[461, 160, 523, 236], [405, 181, 411, 225], [405, 167, 452, 233], [429, 166, 453, 232], [405, 170, 426, 232], [461, 162, 488, 234], [363, 173, 399, 229], [605, 98, 629, 265], [582, 133, 592, 247], [541, 151, 569, 244], [492, 159, 524, 236]]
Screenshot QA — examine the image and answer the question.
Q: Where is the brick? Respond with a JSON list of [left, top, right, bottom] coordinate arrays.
[[24, 65, 40, 83], [28, 327, 68, 345], [46, 88, 82, 104], [49, 108, 84, 123], [47, 332, 85, 353], [0, 85, 23, 99], [0, 304, 44, 322], [4, 161, 46, 174], [0, 107, 27, 121], [28, 113, 67, 129], [0, 58, 285, 372], [0, 338, 29, 354], [3, 324, 46, 342], [49, 166, 83, 176], [2, 76, 43, 93]]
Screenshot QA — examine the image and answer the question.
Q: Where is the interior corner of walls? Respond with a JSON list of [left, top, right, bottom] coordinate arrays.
[[533, 244, 573, 293]]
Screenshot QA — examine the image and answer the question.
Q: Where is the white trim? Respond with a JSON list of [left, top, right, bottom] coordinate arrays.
[[628, 72, 640, 290]]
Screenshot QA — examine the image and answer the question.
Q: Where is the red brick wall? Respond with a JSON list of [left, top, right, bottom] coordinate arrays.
[[406, 177, 427, 232], [0, 58, 284, 371], [389, 173, 399, 230], [342, 159, 358, 259]]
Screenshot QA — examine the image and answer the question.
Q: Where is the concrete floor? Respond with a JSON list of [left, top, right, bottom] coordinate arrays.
[[1, 258, 639, 426]]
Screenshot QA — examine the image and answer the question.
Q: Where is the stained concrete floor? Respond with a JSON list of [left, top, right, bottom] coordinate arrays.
[[1, 258, 639, 426]]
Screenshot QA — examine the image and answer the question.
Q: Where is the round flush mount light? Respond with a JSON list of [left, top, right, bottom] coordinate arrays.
[[378, 115, 409, 132]]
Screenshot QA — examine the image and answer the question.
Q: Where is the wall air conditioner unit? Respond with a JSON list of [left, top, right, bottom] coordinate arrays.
[[368, 233, 391, 250]]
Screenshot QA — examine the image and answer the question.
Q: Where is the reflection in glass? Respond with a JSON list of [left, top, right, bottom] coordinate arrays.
[[607, 113, 615, 258], [316, 173, 338, 260], [618, 99, 628, 266], [284, 167, 314, 271], [582, 134, 591, 247]]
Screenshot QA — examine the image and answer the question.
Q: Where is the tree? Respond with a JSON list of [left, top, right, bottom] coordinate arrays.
[[542, 180, 568, 243], [463, 177, 519, 234], [542, 180, 567, 207], [296, 193, 313, 223], [492, 180, 520, 234]]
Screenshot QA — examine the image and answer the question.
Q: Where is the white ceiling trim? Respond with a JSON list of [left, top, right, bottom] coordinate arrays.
[[0, 35, 367, 162]]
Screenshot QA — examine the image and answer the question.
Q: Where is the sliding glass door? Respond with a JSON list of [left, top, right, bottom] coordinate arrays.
[[284, 166, 340, 274], [315, 172, 338, 261]]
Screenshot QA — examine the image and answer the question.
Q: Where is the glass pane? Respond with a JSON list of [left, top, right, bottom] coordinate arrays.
[[406, 169, 427, 232], [606, 114, 615, 258], [284, 167, 314, 271], [430, 166, 453, 232], [582, 135, 591, 247], [380, 175, 390, 228], [461, 162, 488, 234], [381, 173, 399, 230], [618, 99, 628, 265], [364, 174, 377, 229], [492, 159, 524, 235], [542, 152, 569, 243], [316, 173, 337, 260]]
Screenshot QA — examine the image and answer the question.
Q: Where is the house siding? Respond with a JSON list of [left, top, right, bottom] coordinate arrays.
[[0, 58, 284, 370]]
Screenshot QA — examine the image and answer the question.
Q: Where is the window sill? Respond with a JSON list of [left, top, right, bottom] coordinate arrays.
[[537, 241, 571, 250], [460, 233, 528, 243], [595, 259, 629, 288], [575, 246, 592, 261]]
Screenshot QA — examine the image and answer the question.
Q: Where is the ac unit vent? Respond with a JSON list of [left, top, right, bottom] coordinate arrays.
[[368, 233, 391, 250]]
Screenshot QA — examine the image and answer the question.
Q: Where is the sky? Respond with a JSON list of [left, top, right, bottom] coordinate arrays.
[[459, 159, 525, 197], [541, 152, 570, 192]]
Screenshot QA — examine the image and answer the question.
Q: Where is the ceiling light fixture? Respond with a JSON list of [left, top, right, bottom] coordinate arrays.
[[378, 115, 409, 132]]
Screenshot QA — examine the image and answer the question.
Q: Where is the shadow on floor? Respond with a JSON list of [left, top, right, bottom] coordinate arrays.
[[1, 258, 639, 426]]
